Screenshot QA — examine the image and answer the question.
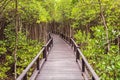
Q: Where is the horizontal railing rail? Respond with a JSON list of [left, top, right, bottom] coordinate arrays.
[[17, 33, 53, 80], [59, 33, 99, 80]]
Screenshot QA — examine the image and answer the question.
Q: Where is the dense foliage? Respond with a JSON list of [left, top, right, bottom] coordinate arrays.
[[0, 0, 120, 80], [0, 0, 51, 79], [0, 25, 42, 79], [54, 0, 120, 79]]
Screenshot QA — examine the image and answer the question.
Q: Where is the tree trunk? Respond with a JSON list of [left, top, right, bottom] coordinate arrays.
[[98, 0, 110, 54], [14, 0, 18, 79]]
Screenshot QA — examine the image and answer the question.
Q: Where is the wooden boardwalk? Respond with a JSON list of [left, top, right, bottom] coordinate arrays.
[[36, 34, 84, 80]]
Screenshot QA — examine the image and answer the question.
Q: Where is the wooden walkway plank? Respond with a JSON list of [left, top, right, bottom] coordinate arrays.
[[36, 34, 84, 80]]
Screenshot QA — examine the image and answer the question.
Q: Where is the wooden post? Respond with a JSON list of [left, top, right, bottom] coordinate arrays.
[[74, 45, 76, 52], [82, 59, 85, 72], [70, 39, 73, 48], [23, 74, 27, 80], [43, 46, 47, 61], [92, 76, 95, 80], [51, 38, 53, 47], [71, 39, 74, 48], [76, 46, 80, 62], [46, 45, 49, 53], [37, 58, 39, 70], [76, 49, 80, 62]]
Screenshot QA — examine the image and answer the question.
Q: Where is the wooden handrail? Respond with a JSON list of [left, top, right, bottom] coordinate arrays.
[[17, 35, 53, 80], [59, 33, 99, 80], [77, 48, 99, 80], [16, 48, 44, 80]]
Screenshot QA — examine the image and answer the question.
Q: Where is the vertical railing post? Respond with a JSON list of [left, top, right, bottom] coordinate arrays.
[[70, 39, 73, 48], [70, 38, 71, 44], [82, 59, 85, 72], [92, 76, 95, 80], [64, 35, 65, 39], [69, 38, 71, 45], [43, 46, 47, 61], [46, 45, 49, 53], [74, 45, 76, 52], [76, 50, 80, 62], [51, 38, 53, 47], [37, 58, 39, 70], [48, 44, 50, 52], [76, 46, 80, 62], [23, 74, 27, 80]]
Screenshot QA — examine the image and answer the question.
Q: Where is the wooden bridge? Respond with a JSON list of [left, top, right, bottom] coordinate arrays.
[[17, 33, 99, 80]]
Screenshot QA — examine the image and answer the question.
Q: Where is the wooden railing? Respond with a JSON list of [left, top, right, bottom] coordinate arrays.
[[59, 33, 100, 80], [17, 34, 53, 80]]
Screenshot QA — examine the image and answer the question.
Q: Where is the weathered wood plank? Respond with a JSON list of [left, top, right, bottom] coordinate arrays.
[[36, 34, 84, 80]]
